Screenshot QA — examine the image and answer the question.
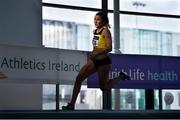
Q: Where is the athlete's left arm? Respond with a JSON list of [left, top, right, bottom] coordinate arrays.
[[103, 28, 112, 53]]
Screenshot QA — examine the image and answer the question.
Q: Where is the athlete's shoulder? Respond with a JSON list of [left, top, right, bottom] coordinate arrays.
[[102, 26, 111, 34]]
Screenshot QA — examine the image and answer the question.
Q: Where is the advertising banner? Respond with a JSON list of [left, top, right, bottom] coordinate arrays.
[[1, 45, 180, 89], [87, 54, 180, 89], [0, 45, 87, 84]]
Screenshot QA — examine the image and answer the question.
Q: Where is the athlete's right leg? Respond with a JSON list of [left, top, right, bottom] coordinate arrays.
[[108, 72, 131, 88], [62, 60, 96, 110]]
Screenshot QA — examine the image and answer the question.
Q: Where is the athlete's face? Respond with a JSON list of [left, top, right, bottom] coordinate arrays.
[[94, 15, 104, 29]]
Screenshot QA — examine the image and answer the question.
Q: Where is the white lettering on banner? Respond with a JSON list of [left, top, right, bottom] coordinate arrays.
[[147, 70, 177, 81], [109, 68, 178, 81], [109, 68, 145, 80], [48, 60, 80, 72], [0, 45, 87, 83]]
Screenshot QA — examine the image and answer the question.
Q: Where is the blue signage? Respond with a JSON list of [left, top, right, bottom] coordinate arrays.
[[87, 54, 180, 89]]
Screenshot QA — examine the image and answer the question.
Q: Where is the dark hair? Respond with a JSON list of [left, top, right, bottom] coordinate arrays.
[[96, 11, 110, 28]]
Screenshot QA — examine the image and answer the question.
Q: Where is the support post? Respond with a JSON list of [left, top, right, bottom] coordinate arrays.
[[114, 0, 121, 53], [102, 0, 112, 110], [113, 0, 121, 110], [159, 89, 163, 110], [56, 84, 60, 110], [102, 0, 108, 14], [145, 89, 154, 110], [103, 90, 112, 110]]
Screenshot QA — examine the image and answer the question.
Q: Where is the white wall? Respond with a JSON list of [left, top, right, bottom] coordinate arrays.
[[0, 0, 43, 110], [0, 83, 42, 110], [0, 0, 42, 47]]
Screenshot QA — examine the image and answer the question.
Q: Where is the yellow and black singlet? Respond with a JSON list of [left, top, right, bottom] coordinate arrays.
[[92, 28, 105, 48]]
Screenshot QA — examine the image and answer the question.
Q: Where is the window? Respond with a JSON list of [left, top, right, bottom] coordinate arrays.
[[108, 0, 180, 16], [59, 85, 102, 110], [120, 14, 179, 55], [178, 92, 180, 107], [177, 45, 180, 56], [112, 89, 145, 110], [43, 0, 101, 8], [43, 84, 56, 110], [162, 90, 180, 110], [43, 7, 96, 50], [42, 0, 180, 111]]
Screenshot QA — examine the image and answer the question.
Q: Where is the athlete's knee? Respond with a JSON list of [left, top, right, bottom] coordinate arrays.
[[76, 73, 85, 83]]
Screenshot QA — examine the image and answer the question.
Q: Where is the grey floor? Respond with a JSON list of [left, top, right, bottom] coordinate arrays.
[[0, 110, 180, 119]]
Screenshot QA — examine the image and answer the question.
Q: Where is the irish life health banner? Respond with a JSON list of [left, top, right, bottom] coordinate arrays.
[[0, 45, 87, 84], [87, 54, 180, 89]]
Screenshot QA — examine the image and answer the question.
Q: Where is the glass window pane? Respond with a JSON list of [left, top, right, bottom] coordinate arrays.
[[60, 85, 102, 110], [43, 0, 101, 9], [112, 89, 145, 110], [43, 84, 102, 110], [109, 0, 180, 15], [43, 84, 56, 110], [154, 89, 160, 110], [43, 7, 96, 24], [162, 90, 180, 110], [120, 15, 180, 33], [43, 7, 97, 51], [177, 45, 180, 56], [120, 14, 180, 56]]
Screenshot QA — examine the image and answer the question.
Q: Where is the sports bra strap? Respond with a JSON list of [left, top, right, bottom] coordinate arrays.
[[94, 28, 104, 35]]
